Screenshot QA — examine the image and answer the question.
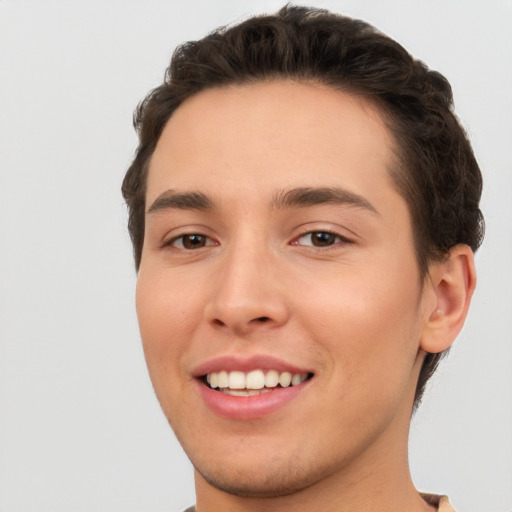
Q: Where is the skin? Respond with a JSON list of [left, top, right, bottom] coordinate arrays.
[[136, 81, 475, 511]]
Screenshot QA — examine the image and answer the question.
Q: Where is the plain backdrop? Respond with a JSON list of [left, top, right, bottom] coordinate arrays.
[[0, 1, 511, 511]]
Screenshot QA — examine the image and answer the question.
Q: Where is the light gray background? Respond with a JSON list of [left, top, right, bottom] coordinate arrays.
[[0, 1, 511, 511]]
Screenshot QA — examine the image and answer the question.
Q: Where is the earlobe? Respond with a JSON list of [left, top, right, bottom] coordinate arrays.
[[420, 244, 477, 354]]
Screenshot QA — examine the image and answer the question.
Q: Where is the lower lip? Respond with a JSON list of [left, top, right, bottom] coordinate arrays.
[[196, 380, 311, 420]]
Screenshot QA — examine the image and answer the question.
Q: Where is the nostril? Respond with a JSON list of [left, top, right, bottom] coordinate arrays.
[[209, 314, 278, 332]]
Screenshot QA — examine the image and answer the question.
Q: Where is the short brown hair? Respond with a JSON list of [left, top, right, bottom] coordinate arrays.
[[122, 5, 484, 407]]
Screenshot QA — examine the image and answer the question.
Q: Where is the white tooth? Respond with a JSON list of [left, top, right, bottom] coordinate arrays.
[[291, 373, 303, 386], [206, 374, 211, 385], [246, 370, 265, 389], [228, 371, 246, 389], [222, 388, 268, 397], [223, 389, 246, 396], [279, 371, 292, 387], [265, 370, 279, 388], [217, 370, 229, 388], [210, 372, 219, 388]]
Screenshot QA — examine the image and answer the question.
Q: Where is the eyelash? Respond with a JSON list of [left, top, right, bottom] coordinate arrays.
[[164, 233, 217, 250], [292, 230, 353, 249], [164, 230, 352, 251]]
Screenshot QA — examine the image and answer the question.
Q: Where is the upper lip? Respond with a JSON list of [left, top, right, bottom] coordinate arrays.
[[192, 354, 314, 378]]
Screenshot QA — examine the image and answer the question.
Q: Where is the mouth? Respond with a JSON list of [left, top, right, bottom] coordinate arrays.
[[193, 356, 315, 419], [201, 369, 314, 396]]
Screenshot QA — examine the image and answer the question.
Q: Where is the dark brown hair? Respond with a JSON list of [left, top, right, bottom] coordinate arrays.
[[122, 4, 484, 407]]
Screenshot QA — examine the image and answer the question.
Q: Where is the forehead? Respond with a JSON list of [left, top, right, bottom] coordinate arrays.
[[147, 80, 399, 206]]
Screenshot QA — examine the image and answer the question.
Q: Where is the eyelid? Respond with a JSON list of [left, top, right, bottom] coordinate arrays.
[[291, 228, 354, 248], [162, 229, 219, 250]]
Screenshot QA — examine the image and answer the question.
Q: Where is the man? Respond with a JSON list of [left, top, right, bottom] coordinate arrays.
[[122, 5, 483, 511]]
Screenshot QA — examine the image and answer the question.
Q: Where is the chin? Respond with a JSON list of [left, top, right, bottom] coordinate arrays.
[[192, 450, 336, 499], [197, 466, 310, 498]]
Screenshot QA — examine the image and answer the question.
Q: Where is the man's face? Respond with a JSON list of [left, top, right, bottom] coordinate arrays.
[[137, 81, 433, 498]]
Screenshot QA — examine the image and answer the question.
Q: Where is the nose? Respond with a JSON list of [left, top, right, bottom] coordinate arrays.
[[204, 240, 290, 336]]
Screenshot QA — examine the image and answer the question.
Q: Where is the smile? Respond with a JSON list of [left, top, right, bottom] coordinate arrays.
[[205, 370, 311, 396], [193, 355, 315, 419]]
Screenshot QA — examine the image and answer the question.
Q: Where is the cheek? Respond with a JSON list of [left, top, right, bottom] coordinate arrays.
[[301, 262, 422, 389], [135, 270, 199, 388], [137, 265, 201, 334], [135, 268, 211, 431]]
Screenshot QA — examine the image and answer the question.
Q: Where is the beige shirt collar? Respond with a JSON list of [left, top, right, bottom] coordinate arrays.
[[421, 493, 456, 511]]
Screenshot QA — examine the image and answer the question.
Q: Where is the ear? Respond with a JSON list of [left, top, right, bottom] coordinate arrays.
[[420, 244, 477, 354]]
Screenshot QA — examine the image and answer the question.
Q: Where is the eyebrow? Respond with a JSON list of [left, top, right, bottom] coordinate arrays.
[[147, 190, 216, 214], [146, 186, 378, 215], [272, 187, 379, 214]]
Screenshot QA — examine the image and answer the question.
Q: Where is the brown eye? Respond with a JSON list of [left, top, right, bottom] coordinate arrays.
[[294, 231, 348, 248], [171, 234, 211, 250], [310, 232, 337, 246]]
